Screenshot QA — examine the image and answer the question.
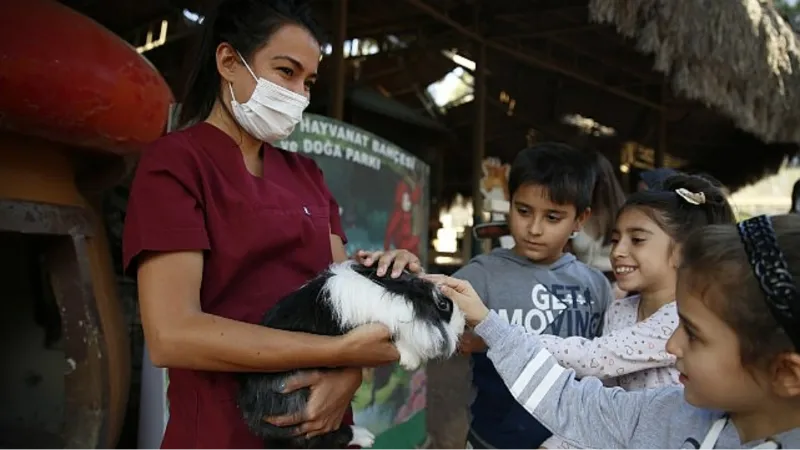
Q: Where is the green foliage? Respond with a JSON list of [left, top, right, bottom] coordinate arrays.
[[775, 0, 800, 29], [367, 210, 389, 239]]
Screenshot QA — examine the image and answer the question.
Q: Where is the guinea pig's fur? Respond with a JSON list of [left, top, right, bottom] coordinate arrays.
[[237, 260, 465, 449]]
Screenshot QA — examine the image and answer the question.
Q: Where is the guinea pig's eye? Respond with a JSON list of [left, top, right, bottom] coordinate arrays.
[[434, 296, 452, 313]]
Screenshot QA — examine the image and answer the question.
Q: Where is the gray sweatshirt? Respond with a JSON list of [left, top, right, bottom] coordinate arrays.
[[474, 311, 800, 449], [454, 249, 612, 448]]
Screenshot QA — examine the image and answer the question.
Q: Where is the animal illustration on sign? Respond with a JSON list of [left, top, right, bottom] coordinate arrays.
[[480, 157, 511, 207], [479, 157, 515, 248], [237, 261, 465, 449]]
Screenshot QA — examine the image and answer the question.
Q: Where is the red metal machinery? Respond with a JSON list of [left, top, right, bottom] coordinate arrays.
[[0, 0, 173, 446]]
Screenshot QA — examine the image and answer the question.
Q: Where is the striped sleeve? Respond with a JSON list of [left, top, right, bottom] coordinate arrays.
[[473, 311, 655, 449]]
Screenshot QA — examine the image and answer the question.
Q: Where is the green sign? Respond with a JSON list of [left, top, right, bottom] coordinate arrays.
[[277, 114, 430, 448]]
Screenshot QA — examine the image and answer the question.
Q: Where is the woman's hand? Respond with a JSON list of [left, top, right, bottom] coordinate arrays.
[[265, 368, 363, 438], [338, 323, 400, 367], [354, 249, 422, 278], [424, 275, 490, 327]]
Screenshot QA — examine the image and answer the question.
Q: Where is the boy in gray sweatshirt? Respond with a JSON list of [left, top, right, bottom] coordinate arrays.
[[455, 143, 613, 448]]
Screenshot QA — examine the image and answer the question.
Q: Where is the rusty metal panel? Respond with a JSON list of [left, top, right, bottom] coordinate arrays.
[[0, 198, 109, 448], [45, 236, 110, 448], [0, 200, 93, 237]]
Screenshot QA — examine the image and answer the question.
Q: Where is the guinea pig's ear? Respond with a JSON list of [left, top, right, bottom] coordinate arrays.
[[350, 262, 378, 278], [349, 263, 390, 288]]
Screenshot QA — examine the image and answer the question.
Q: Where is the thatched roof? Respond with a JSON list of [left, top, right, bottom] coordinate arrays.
[[590, 0, 800, 144], [60, 0, 800, 202]]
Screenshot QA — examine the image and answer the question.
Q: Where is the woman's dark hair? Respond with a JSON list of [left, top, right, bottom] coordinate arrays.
[[619, 174, 736, 245], [680, 214, 800, 365], [587, 152, 626, 245], [179, 0, 325, 127], [791, 179, 800, 214]]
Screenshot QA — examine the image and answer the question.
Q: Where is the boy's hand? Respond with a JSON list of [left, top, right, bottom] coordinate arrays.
[[458, 331, 487, 354]]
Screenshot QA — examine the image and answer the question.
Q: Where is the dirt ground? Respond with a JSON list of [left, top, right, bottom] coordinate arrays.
[[425, 354, 472, 448]]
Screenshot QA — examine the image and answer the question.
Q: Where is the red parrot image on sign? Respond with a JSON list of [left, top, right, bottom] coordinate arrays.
[[384, 179, 423, 254]]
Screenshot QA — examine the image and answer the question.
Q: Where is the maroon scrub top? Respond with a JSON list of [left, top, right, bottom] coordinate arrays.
[[122, 122, 350, 448]]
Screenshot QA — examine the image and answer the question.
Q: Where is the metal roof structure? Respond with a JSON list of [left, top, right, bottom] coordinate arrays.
[[63, 0, 800, 201]]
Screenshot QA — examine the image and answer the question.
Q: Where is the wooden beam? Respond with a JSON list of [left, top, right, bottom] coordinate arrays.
[[489, 23, 601, 40], [495, 13, 658, 84], [389, 85, 417, 96], [486, 126, 529, 143], [402, 0, 663, 110], [494, 2, 587, 20], [472, 1, 488, 256], [535, 35, 658, 83], [656, 81, 668, 167], [359, 63, 405, 83], [329, 0, 348, 120], [351, 28, 463, 68], [349, 16, 430, 37], [482, 94, 578, 144]]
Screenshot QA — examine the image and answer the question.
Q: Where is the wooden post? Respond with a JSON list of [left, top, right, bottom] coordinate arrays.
[[471, 3, 487, 257], [655, 80, 667, 168], [329, 0, 348, 120]]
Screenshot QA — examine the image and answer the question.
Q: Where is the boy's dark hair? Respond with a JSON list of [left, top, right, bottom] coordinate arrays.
[[791, 178, 800, 214], [179, 0, 325, 127], [620, 174, 736, 245], [508, 142, 596, 213], [680, 214, 800, 365]]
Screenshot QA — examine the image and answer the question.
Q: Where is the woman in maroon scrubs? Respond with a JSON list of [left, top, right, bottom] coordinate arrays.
[[122, 0, 420, 447]]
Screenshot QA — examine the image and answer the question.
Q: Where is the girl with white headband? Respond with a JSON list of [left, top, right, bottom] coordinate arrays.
[[537, 174, 736, 448]]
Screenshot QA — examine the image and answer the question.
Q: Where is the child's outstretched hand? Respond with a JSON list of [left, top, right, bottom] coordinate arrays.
[[424, 275, 490, 327]]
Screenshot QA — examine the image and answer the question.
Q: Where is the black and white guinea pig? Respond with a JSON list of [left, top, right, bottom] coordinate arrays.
[[237, 260, 466, 449]]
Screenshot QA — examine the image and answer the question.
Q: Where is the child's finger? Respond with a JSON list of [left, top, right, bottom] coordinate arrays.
[[433, 275, 471, 293]]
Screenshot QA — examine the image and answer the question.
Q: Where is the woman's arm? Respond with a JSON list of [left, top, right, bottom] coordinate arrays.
[[330, 233, 348, 263], [139, 250, 396, 372], [537, 304, 677, 379]]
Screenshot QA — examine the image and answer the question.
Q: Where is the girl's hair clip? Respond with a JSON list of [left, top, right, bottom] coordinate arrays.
[[675, 188, 706, 205]]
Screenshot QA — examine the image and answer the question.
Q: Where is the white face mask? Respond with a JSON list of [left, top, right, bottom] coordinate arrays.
[[228, 52, 309, 143]]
